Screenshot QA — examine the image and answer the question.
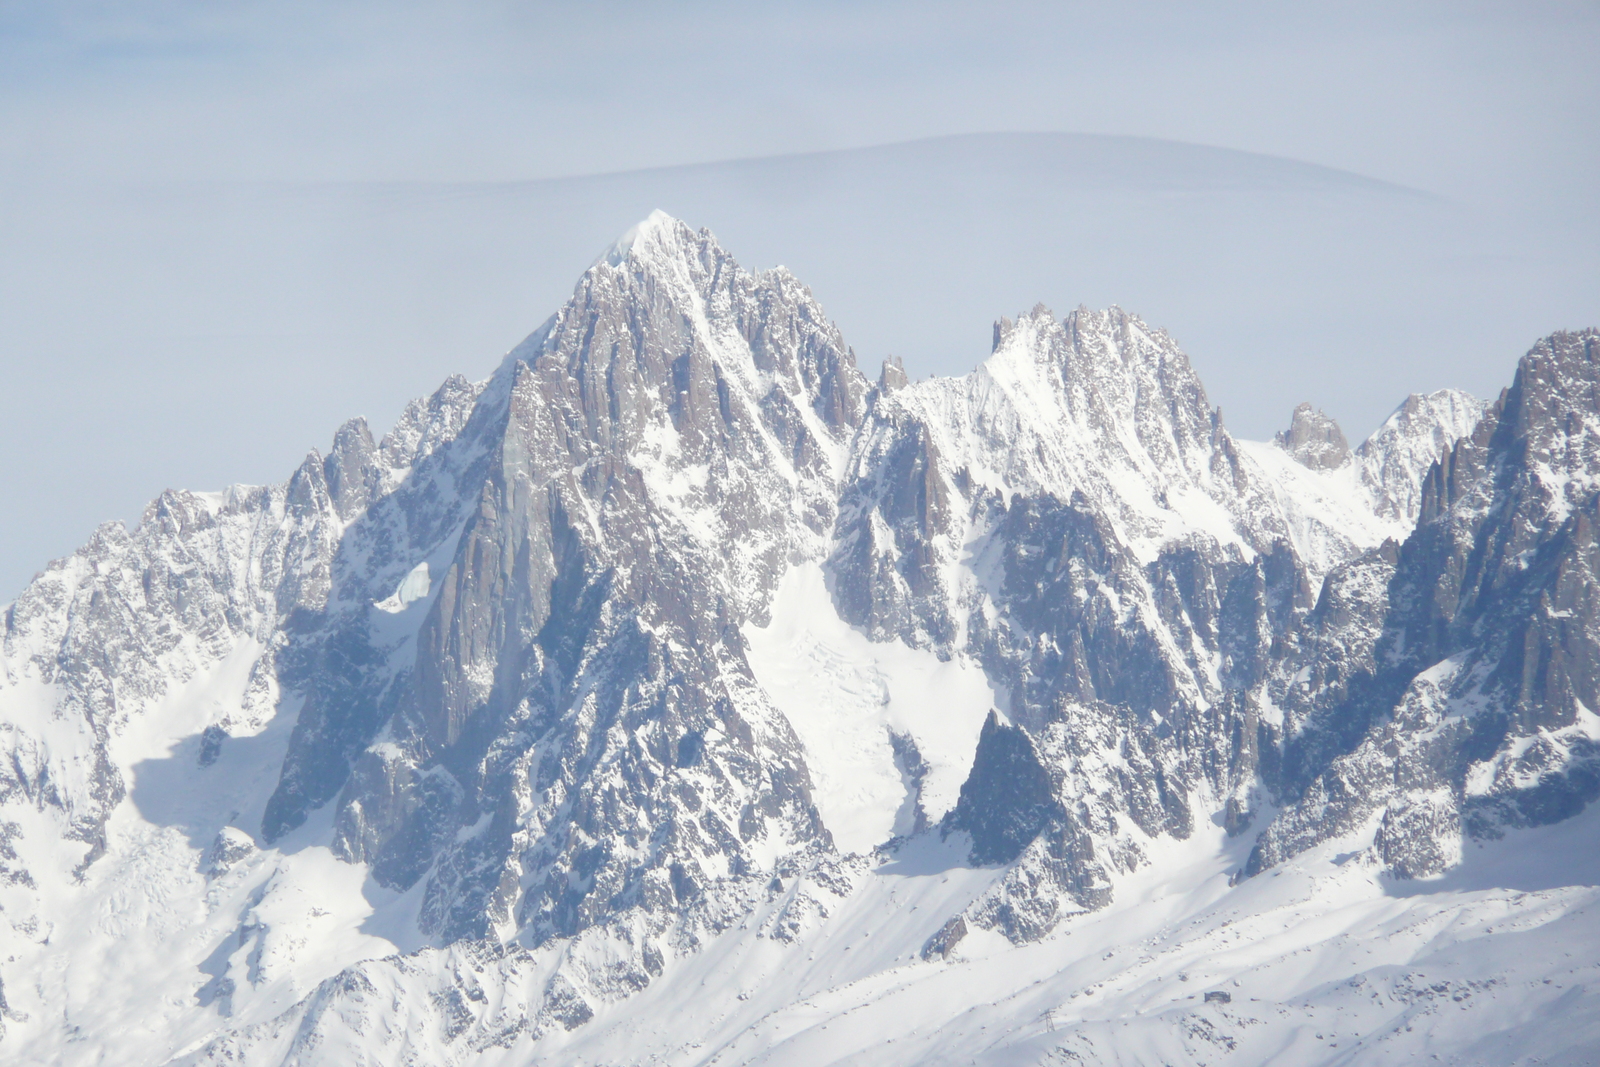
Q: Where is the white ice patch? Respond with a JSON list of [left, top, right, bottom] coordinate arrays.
[[744, 563, 1000, 854], [373, 562, 431, 614]]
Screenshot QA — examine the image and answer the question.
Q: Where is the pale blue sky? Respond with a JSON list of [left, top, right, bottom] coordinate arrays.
[[1, 1, 1597, 595]]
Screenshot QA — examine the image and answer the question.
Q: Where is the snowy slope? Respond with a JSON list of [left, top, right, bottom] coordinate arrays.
[[1235, 388, 1489, 584], [522, 803, 1600, 1067], [161, 792, 1600, 1066], [0, 215, 1593, 1067], [743, 563, 999, 852], [0, 371, 491, 1059]]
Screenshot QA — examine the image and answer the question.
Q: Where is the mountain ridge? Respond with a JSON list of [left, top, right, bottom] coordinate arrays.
[[1, 215, 1596, 1066]]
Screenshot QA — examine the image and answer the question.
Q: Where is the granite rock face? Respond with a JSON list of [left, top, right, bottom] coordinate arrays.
[[1276, 402, 1352, 471], [1247, 329, 1600, 879], [1, 214, 1593, 1065], [331, 214, 872, 951]]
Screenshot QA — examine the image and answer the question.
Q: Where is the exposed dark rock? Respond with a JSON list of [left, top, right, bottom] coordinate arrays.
[[921, 916, 967, 961], [198, 725, 226, 767], [1223, 797, 1252, 837], [946, 712, 1060, 866]]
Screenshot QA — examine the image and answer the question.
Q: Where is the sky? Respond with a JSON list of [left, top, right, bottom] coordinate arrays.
[[1, 1, 1597, 596]]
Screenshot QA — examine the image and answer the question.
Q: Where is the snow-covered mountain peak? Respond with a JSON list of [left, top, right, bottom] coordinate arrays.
[[948, 303, 1229, 550], [596, 207, 681, 267], [532, 211, 865, 456], [1354, 387, 1487, 523], [976, 304, 1215, 453], [589, 209, 725, 310], [986, 304, 1198, 390]]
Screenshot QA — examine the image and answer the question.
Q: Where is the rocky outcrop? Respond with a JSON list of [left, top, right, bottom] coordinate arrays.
[[946, 712, 1058, 866], [1276, 402, 1351, 470]]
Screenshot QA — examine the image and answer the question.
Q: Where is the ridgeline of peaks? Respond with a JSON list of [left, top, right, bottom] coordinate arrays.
[[0, 214, 1595, 1066]]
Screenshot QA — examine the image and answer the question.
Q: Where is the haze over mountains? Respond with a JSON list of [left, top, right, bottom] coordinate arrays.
[[4, 132, 1595, 597], [1, 214, 1598, 1065]]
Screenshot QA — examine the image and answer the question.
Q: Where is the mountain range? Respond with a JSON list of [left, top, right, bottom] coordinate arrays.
[[2, 213, 1597, 1065]]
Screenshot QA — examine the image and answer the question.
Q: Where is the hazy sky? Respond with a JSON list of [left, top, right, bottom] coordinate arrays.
[[1, 1, 1597, 596], [6, 1, 1596, 197]]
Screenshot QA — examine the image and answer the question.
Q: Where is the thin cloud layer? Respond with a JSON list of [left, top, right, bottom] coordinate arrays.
[[0, 2, 1595, 597]]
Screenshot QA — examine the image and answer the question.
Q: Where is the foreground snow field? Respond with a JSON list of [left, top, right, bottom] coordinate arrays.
[[553, 809, 1600, 1067]]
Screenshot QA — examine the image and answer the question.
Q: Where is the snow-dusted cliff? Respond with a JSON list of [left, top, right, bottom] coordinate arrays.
[[1, 214, 1596, 1066]]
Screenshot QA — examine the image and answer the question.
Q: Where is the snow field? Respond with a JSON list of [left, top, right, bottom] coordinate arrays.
[[744, 563, 1000, 854], [531, 802, 1600, 1066]]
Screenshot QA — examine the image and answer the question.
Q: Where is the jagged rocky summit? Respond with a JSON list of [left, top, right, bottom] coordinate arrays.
[[0, 211, 1596, 1066]]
